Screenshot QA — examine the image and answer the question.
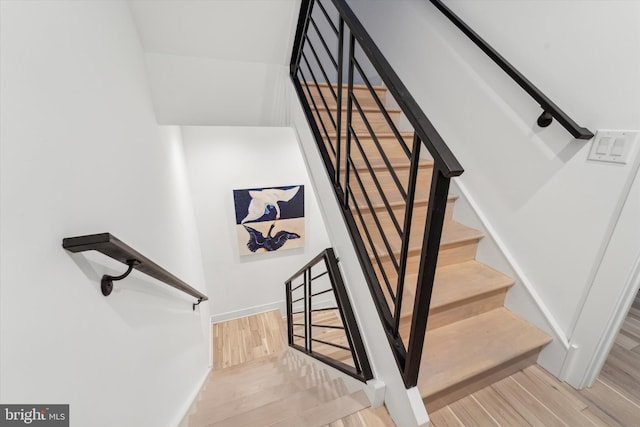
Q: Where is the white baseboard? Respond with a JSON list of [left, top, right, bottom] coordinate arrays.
[[210, 300, 286, 324], [175, 367, 211, 427], [451, 179, 570, 350]]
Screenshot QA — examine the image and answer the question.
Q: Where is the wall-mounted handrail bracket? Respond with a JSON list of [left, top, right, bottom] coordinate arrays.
[[101, 259, 140, 296], [537, 110, 553, 128], [192, 297, 204, 311]]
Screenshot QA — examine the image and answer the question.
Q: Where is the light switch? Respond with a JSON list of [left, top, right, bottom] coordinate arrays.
[[588, 130, 638, 164], [596, 136, 612, 154], [611, 137, 626, 156]]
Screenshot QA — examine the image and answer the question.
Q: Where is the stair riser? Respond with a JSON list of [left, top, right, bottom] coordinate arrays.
[[397, 290, 509, 333], [357, 199, 456, 224], [306, 84, 388, 110], [427, 290, 508, 330], [376, 239, 480, 278], [323, 134, 415, 165], [423, 350, 543, 413], [347, 166, 433, 208], [353, 200, 456, 255]]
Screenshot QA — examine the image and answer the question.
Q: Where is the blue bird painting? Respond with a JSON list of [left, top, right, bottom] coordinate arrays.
[[243, 224, 301, 252], [233, 184, 305, 255]]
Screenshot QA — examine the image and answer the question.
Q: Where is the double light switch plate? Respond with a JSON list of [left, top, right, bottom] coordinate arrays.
[[588, 130, 639, 164]]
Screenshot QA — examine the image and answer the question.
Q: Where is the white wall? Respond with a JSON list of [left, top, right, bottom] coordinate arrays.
[[181, 126, 333, 322], [346, 0, 640, 376], [129, 0, 301, 126], [144, 54, 291, 127], [0, 2, 210, 426]]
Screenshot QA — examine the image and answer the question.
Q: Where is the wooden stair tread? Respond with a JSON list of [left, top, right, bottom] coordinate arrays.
[[417, 308, 551, 399], [268, 390, 370, 427], [420, 261, 514, 313], [374, 220, 483, 259]]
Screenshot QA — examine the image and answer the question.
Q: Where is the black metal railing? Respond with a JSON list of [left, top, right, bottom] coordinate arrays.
[[62, 233, 208, 310], [429, 0, 594, 140], [285, 248, 373, 382], [290, 0, 462, 388]]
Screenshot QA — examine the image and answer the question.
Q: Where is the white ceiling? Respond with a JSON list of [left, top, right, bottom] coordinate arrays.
[[128, 0, 301, 125], [128, 0, 300, 65]]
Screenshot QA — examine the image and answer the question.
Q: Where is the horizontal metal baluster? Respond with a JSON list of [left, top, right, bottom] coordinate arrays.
[[311, 324, 345, 330], [349, 117, 406, 245], [353, 59, 411, 157], [301, 51, 337, 131], [309, 16, 338, 69], [298, 68, 335, 157], [311, 338, 351, 352], [315, 0, 339, 36], [311, 288, 334, 297], [351, 95, 407, 202], [304, 34, 338, 102], [347, 163, 398, 300], [347, 155, 400, 272]]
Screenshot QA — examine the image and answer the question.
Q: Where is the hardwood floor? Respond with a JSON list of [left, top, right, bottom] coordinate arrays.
[[209, 299, 640, 426], [430, 290, 640, 426], [210, 310, 395, 427], [212, 309, 287, 369]]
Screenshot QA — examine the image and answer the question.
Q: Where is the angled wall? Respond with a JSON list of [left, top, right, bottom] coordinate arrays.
[[0, 2, 210, 426]]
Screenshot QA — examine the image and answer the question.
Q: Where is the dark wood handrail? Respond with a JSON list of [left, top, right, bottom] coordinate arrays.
[[429, 0, 594, 140], [62, 233, 208, 309]]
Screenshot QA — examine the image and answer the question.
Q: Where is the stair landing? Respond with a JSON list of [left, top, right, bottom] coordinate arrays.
[[182, 311, 389, 427]]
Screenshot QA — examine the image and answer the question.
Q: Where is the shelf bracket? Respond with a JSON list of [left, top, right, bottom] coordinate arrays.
[[101, 259, 140, 296]]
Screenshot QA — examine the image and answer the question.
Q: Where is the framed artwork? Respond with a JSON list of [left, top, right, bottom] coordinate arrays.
[[233, 185, 305, 255]]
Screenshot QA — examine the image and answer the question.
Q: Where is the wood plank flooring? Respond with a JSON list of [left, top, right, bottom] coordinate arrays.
[[209, 297, 640, 426], [430, 290, 640, 426], [211, 310, 395, 427], [213, 309, 287, 369]]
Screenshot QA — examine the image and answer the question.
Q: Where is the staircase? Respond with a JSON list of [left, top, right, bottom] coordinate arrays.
[[305, 83, 552, 413], [183, 311, 394, 427]]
